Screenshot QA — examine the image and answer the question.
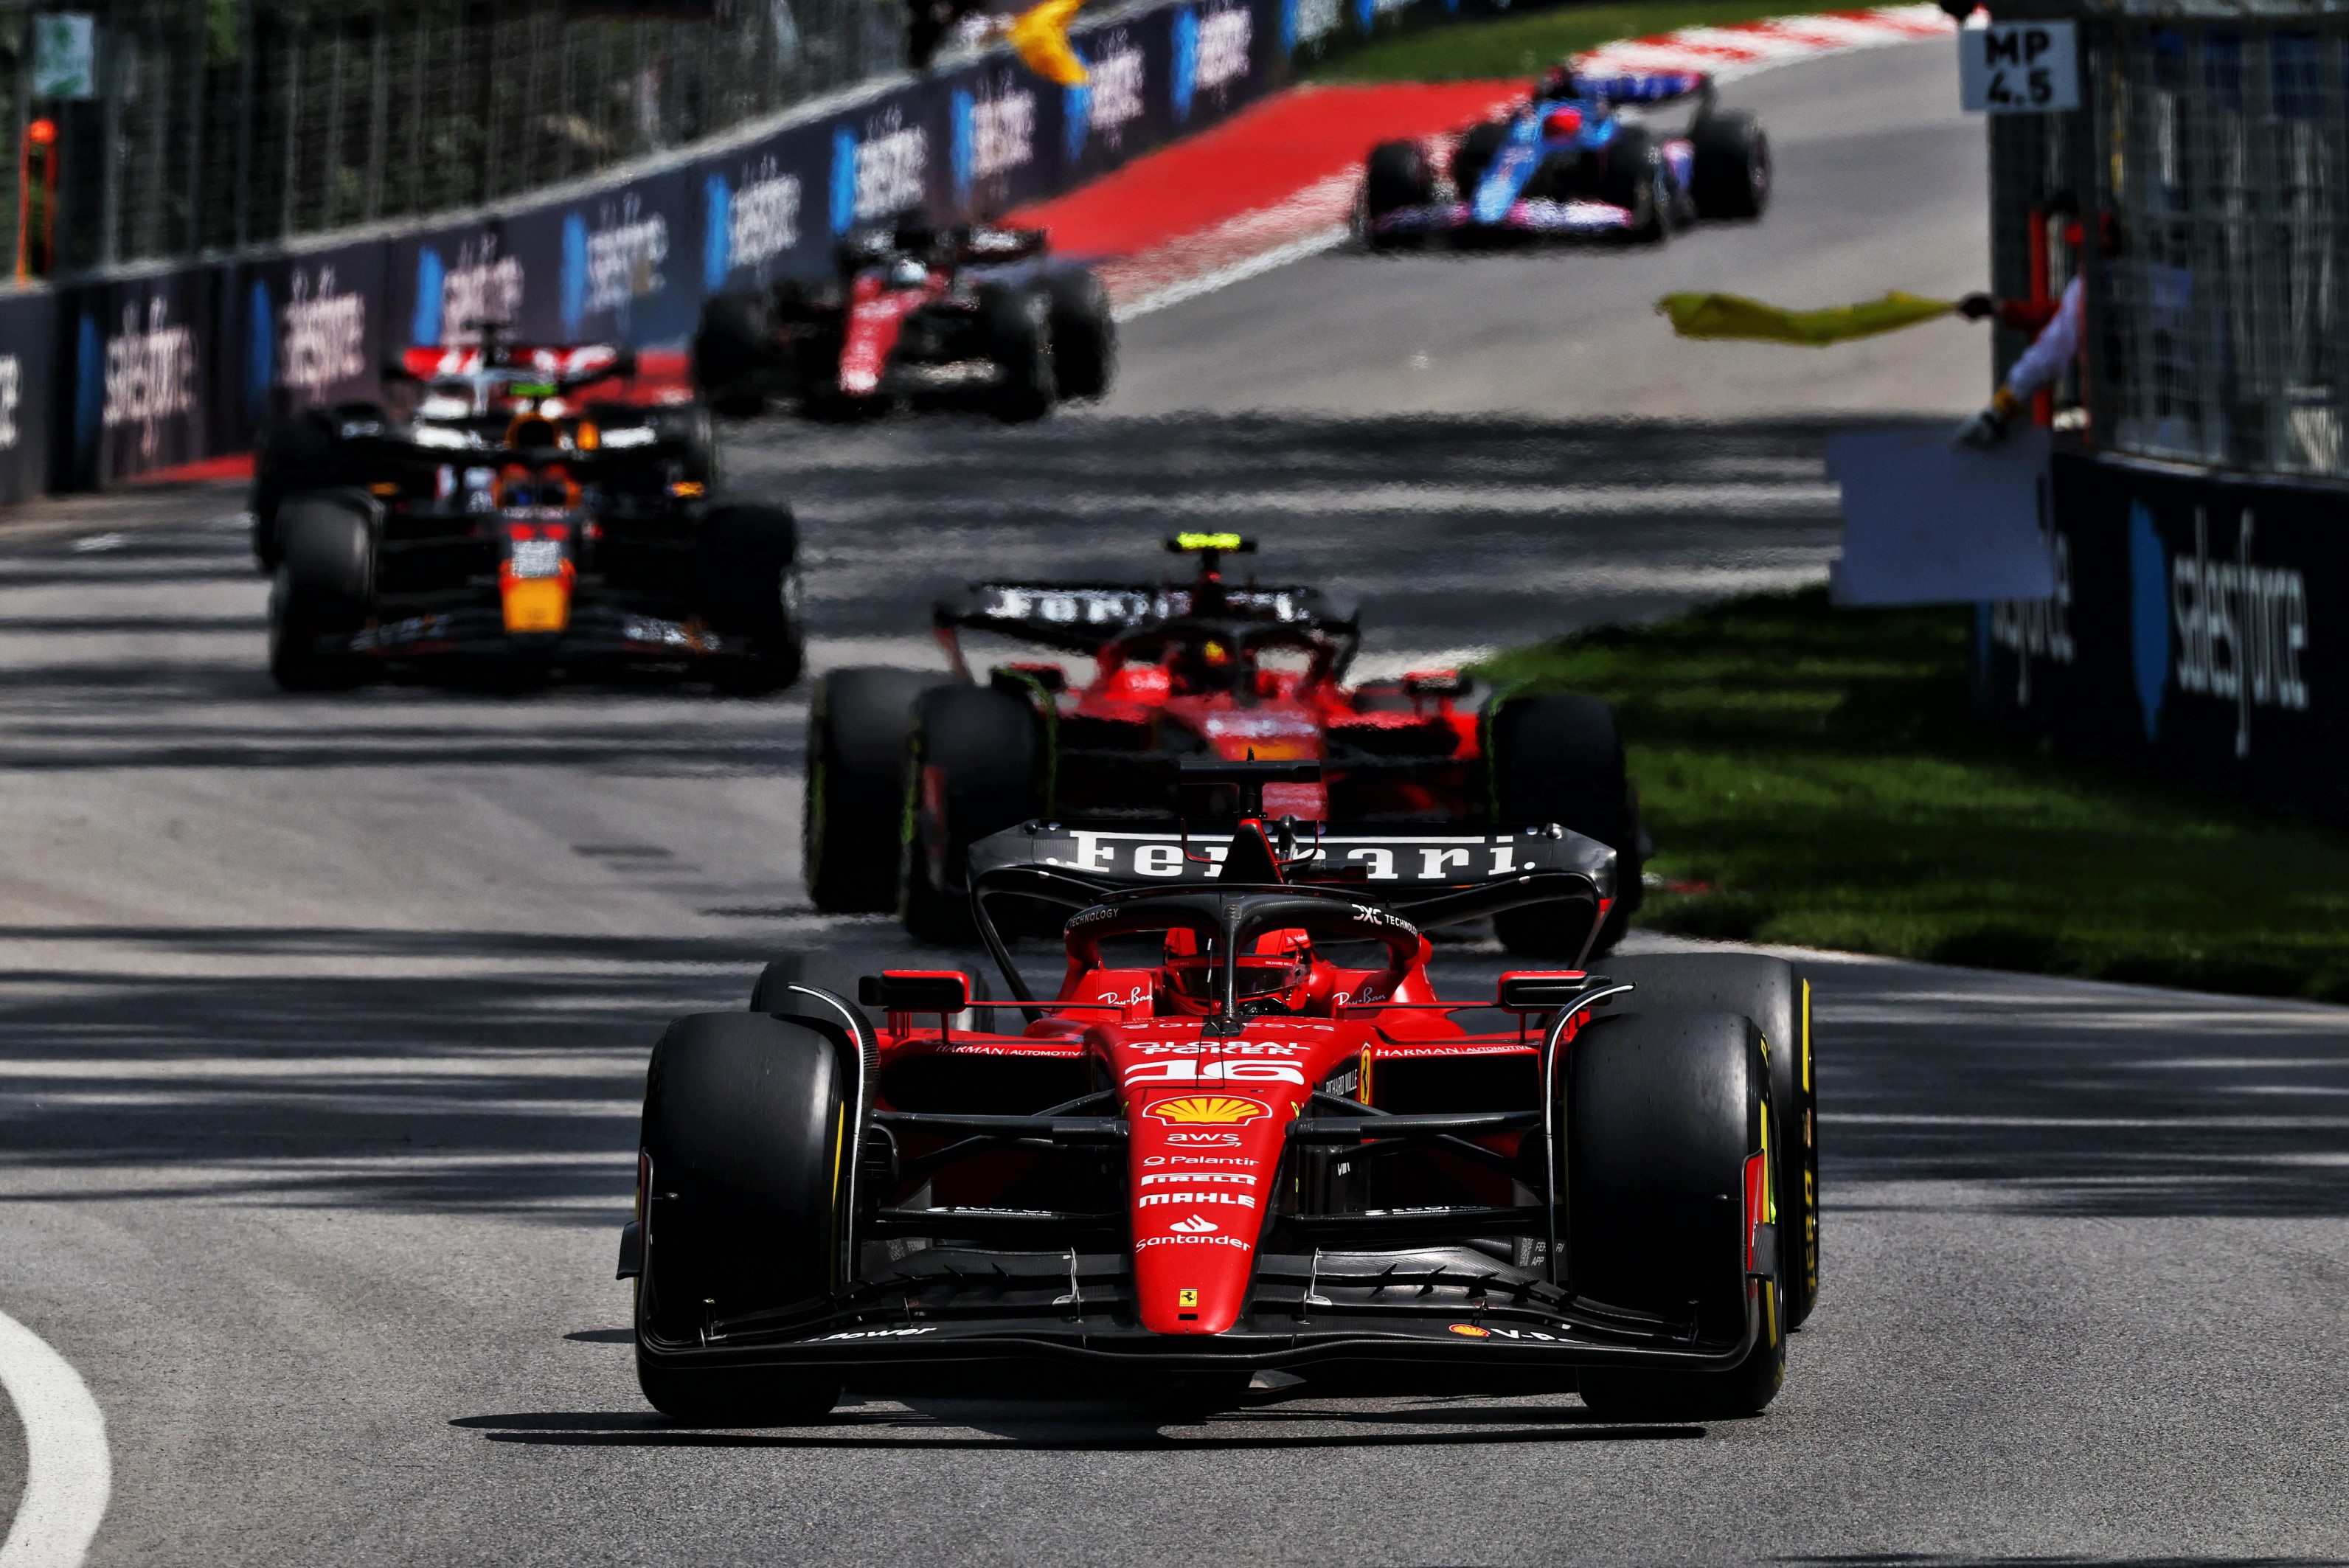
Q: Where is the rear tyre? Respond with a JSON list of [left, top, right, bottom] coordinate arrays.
[[1605, 955, 1818, 1328], [1691, 110, 1771, 221], [1488, 694, 1643, 957], [805, 668, 943, 912], [268, 494, 374, 692], [634, 1011, 846, 1423], [1361, 140, 1434, 249], [1565, 1010, 1784, 1420], [985, 287, 1057, 423], [900, 684, 1040, 944], [1045, 270, 1115, 400], [695, 504, 802, 693]]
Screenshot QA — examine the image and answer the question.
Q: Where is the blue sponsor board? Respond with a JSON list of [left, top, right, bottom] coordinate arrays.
[[229, 240, 387, 442], [507, 167, 699, 347], [1974, 450, 2349, 824], [20, 0, 1336, 493], [54, 268, 218, 487]]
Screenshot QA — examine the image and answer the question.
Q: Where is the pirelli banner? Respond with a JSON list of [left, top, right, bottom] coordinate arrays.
[[13, 0, 1404, 492], [1973, 451, 2348, 823]]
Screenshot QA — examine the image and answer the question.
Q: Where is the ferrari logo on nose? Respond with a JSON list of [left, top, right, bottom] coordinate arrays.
[[1178, 1288, 1198, 1308]]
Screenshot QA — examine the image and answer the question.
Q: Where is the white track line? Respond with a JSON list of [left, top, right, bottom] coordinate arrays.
[[0, 1310, 110, 1568]]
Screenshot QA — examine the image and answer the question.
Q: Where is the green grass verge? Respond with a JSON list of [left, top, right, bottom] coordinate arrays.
[[1305, 0, 1836, 83], [1476, 588, 2349, 1001]]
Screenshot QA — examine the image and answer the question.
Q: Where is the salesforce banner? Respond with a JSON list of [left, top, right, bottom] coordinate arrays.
[[18, 0, 1482, 490], [1973, 451, 2349, 824]]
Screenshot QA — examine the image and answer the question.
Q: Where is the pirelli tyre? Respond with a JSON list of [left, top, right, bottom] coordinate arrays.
[[899, 684, 1040, 944], [1566, 1010, 1786, 1420], [693, 504, 802, 693], [268, 493, 375, 691], [1045, 270, 1115, 401], [985, 285, 1058, 423], [1487, 693, 1644, 957], [1690, 109, 1772, 221], [634, 1010, 847, 1424], [251, 411, 339, 571], [805, 668, 945, 912], [1361, 139, 1435, 247], [1600, 126, 1673, 244], [1606, 954, 1819, 1328]]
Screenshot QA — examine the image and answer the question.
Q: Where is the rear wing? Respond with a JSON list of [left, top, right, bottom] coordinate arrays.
[[932, 581, 1358, 654], [1548, 66, 1713, 106], [968, 820, 1617, 905]]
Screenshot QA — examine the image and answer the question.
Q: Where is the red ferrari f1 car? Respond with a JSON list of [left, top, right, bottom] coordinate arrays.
[[621, 768, 1819, 1421], [692, 223, 1114, 423], [804, 535, 1645, 954]]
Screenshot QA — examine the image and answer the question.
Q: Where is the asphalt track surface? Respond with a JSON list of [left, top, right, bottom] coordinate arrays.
[[3, 36, 2348, 1567]]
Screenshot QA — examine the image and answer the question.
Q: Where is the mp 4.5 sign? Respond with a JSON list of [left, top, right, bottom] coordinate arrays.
[[1959, 20, 2078, 114]]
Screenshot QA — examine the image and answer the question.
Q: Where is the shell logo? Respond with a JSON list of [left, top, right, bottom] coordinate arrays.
[[1147, 1095, 1270, 1127], [1448, 1323, 1492, 1338]]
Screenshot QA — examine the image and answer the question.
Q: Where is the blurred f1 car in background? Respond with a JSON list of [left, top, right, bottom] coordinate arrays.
[[692, 223, 1114, 423], [801, 534, 1647, 953], [1359, 67, 1769, 249], [257, 327, 801, 693], [623, 783, 1817, 1423]]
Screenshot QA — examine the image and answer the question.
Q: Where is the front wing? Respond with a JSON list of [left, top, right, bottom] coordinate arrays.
[[311, 600, 765, 666], [635, 1243, 1768, 1384], [1371, 198, 1637, 240]]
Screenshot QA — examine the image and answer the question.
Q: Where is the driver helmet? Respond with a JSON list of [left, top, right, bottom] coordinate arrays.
[[1161, 927, 1314, 1016], [886, 256, 929, 288]]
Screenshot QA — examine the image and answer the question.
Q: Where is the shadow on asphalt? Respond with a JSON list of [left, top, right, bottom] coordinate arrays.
[[450, 1401, 1707, 1451]]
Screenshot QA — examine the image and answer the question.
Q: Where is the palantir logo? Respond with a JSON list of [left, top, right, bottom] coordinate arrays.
[[2128, 500, 2168, 741]]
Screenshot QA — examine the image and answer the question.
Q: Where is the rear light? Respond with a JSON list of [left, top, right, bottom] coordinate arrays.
[[1743, 1149, 1769, 1270]]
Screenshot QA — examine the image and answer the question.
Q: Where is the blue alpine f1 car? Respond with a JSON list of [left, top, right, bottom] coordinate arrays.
[[1358, 67, 1770, 249]]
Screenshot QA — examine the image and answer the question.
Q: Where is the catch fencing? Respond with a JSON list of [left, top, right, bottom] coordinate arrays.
[[1979, 1, 2349, 824], [1991, 4, 2349, 480]]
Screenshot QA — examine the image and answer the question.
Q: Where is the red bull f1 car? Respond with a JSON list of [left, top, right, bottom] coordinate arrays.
[[800, 535, 1647, 954], [620, 774, 1819, 1422], [692, 223, 1114, 423], [1360, 68, 1770, 248], [257, 329, 802, 692]]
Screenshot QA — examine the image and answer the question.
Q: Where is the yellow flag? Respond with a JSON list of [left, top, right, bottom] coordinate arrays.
[[1009, 0, 1088, 86], [1656, 291, 1957, 347]]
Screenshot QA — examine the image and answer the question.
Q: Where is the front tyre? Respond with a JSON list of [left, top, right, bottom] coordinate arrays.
[[1362, 139, 1435, 250], [1565, 1010, 1785, 1420], [268, 494, 374, 691], [634, 1011, 847, 1423], [1691, 110, 1772, 221], [1045, 270, 1115, 401]]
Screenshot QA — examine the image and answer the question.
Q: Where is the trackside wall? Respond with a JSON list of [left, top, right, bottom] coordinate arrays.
[[0, 0, 1425, 497], [1972, 2, 2349, 825]]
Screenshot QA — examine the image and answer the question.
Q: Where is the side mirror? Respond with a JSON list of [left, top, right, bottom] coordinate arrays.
[[858, 971, 971, 1013], [1497, 971, 1609, 1010]]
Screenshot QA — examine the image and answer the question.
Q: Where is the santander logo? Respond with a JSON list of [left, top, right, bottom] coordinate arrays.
[[1169, 1215, 1219, 1234]]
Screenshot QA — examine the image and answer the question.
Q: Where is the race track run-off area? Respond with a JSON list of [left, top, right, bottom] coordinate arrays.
[[1, 33, 2348, 1568]]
